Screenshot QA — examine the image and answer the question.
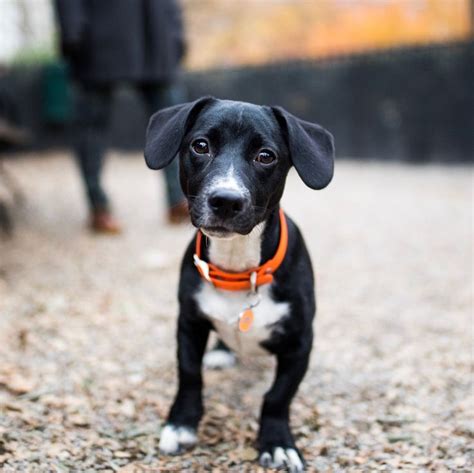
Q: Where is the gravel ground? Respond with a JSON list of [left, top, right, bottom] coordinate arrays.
[[0, 152, 472, 472]]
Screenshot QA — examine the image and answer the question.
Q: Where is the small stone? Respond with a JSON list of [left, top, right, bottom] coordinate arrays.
[[114, 451, 131, 459], [69, 414, 90, 427], [4, 375, 35, 395], [387, 433, 413, 443], [354, 456, 368, 465], [240, 446, 258, 461]]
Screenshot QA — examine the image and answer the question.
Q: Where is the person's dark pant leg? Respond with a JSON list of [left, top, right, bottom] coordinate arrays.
[[139, 82, 185, 208], [75, 84, 113, 211]]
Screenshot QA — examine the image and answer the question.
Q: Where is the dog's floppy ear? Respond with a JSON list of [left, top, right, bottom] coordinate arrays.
[[272, 106, 335, 190], [144, 96, 215, 170]]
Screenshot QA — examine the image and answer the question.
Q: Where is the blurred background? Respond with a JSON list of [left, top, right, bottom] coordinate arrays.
[[0, 1, 472, 472], [0, 0, 472, 161]]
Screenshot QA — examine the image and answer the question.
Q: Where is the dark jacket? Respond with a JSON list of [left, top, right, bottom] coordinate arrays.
[[55, 0, 185, 84]]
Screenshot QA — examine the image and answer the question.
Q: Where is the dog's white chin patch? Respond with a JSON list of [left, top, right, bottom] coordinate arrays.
[[159, 424, 197, 454], [203, 349, 237, 369], [260, 447, 304, 472], [201, 228, 238, 240]]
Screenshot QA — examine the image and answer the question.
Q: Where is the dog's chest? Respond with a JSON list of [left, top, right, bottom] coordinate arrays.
[[194, 226, 289, 356], [195, 283, 289, 356]]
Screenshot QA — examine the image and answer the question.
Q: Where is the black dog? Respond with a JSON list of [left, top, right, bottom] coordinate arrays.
[[144, 97, 334, 471]]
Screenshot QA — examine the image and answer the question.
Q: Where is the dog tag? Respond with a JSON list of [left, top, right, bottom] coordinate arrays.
[[238, 309, 254, 332]]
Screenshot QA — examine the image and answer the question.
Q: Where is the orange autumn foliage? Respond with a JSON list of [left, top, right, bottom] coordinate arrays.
[[182, 0, 471, 70]]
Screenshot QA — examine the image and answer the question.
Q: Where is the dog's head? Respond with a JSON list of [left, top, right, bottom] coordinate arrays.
[[145, 97, 334, 238]]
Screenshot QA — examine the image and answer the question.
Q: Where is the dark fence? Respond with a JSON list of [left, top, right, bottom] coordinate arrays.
[[1, 40, 473, 162]]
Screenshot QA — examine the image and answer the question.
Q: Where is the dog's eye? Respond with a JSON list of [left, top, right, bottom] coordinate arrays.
[[191, 139, 210, 155], [255, 149, 277, 165]]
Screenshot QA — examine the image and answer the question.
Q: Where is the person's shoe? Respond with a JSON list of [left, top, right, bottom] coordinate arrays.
[[90, 210, 122, 234], [168, 200, 189, 224]]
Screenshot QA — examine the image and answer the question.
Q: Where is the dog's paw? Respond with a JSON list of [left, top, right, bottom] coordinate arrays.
[[259, 446, 304, 472], [203, 349, 236, 370], [159, 424, 197, 454]]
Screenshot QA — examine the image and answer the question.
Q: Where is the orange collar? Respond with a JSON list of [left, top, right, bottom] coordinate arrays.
[[193, 208, 288, 291]]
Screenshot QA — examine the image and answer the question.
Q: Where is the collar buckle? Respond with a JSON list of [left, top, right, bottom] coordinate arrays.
[[193, 254, 211, 282], [250, 271, 257, 294]]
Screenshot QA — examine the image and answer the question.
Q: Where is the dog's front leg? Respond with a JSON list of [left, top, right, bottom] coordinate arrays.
[[258, 349, 311, 472], [159, 310, 211, 455]]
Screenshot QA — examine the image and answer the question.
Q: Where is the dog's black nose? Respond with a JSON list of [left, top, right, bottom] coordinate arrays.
[[208, 190, 246, 218]]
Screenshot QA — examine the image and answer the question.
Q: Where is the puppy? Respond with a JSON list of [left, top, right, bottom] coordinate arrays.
[[144, 97, 334, 472]]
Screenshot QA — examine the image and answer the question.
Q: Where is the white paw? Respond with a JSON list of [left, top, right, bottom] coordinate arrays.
[[260, 447, 304, 472], [159, 424, 197, 454], [203, 349, 236, 370]]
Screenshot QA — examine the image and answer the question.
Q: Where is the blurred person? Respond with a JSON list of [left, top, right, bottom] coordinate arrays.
[[54, 0, 187, 233]]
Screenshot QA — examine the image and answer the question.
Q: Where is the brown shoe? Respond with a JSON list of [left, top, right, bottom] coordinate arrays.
[[90, 210, 122, 234], [168, 200, 189, 224]]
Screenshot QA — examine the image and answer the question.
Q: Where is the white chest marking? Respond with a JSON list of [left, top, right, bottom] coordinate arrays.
[[195, 224, 289, 356], [196, 284, 289, 356]]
